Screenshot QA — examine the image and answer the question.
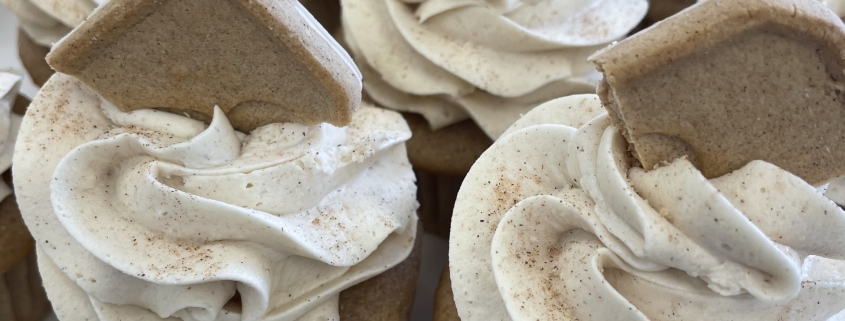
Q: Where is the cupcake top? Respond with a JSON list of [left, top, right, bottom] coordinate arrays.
[[14, 0, 418, 320], [17, 77, 417, 320], [341, 0, 648, 138], [449, 0, 845, 319], [450, 94, 845, 320]]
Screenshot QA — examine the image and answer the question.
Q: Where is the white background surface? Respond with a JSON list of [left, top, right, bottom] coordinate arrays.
[[0, 5, 449, 321]]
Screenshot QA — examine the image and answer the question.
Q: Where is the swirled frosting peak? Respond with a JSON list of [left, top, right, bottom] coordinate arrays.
[[341, 0, 648, 138], [15, 73, 418, 321], [449, 94, 845, 321]]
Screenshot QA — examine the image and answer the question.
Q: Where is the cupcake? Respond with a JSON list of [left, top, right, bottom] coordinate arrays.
[[0, 72, 49, 321], [446, 0, 845, 319], [2, 0, 343, 87], [14, 0, 420, 320], [341, 0, 649, 236]]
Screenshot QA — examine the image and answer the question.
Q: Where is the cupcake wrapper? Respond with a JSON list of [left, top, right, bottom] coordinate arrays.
[[338, 219, 423, 320], [416, 170, 464, 238], [0, 252, 51, 321], [433, 266, 460, 321]]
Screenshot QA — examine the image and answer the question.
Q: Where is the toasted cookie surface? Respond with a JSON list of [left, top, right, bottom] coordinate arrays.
[[48, 0, 361, 132], [591, 0, 845, 184]]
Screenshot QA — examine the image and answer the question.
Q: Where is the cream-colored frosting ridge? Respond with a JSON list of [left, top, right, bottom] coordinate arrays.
[[341, 0, 648, 138], [449, 94, 845, 320], [14, 73, 418, 321]]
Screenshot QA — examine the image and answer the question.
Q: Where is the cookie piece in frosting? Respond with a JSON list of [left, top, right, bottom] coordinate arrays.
[[47, 0, 361, 132], [590, 0, 845, 184]]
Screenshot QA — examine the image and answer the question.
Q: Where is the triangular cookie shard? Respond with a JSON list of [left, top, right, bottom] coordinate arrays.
[[47, 0, 362, 132], [590, 0, 845, 185]]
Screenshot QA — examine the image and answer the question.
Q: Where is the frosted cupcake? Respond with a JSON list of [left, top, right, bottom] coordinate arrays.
[[447, 0, 845, 319], [342, 0, 648, 139], [15, 0, 420, 320], [448, 96, 845, 320], [341, 0, 648, 236]]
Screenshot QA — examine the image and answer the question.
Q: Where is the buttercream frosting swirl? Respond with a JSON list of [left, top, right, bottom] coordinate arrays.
[[341, 0, 647, 138], [14, 73, 418, 321], [449, 94, 845, 320], [0, 72, 22, 201]]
